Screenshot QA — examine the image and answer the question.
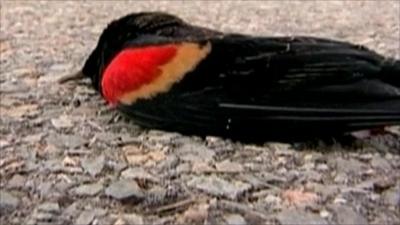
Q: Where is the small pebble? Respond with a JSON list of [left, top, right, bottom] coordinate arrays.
[[0, 190, 20, 213], [329, 205, 368, 225], [81, 154, 105, 177], [105, 180, 144, 200], [188, 175, 251, 200], [215, 160, 244, 173], [73, 183, 103, 196], [223, 214, 247, 225], [75, 210, 96, 225], [121, 167, 159, 183]]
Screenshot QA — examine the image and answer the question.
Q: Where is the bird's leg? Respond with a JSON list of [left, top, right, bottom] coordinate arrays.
[[58, 71, 86, 84]]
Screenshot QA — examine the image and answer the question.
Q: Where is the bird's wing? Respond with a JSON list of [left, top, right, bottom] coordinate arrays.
[[203, 35, 388, 92]]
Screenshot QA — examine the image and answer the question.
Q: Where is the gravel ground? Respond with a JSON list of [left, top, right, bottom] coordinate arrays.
[[1, 1, 400, 225]]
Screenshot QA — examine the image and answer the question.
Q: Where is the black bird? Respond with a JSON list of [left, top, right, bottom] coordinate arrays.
[[71, 12, 400, 141]]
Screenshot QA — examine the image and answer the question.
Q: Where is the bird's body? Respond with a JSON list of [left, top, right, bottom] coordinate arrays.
[[80, 12, 400, 141]]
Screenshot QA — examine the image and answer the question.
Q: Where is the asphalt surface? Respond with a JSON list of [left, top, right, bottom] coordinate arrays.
[[1, 1, 399, 225]]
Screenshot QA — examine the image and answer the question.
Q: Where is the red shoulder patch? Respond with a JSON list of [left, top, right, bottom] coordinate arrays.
[[101, 44, 178, 105]]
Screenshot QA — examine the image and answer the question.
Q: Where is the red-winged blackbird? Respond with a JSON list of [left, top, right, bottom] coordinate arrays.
[[72, 12, 400, 141]]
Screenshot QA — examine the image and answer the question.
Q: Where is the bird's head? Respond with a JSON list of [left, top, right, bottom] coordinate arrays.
[[80, 12, 211, 106]]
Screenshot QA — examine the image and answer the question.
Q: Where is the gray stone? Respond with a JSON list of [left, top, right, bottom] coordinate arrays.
[[38, 63, 74, 84], [73, 183, 103, 196], [0, 80, 29, 94], [75, 210, 96, 225], [7, 174, 26, 188], [46, 133, 85, 149], [43, 159, 63, 172], [105, 160, 127, 173], [94, 132, 120, 144], [146, 131, 180, 144], [383, 189, 400, 207], [223, 214, 247, 225], [188, 175, 251, 200], [333, 158, 364, 174], [121, 167, 159, 183], [38, 182, 53, 198], [341, 187, 369, 196], [237, 174, 267, 189], [268, 143, 293, 155], [0, 190, 20, 213], [37, 202, 60, 214], [357, 153, 373, 162], [312, 184, 339, 200], [177, 142, 215, 162], [302, 170, 323, 182], [30, 202, 61, 224], [157, 155, 179, 170], [217, 200, 269, 221], [315, 163, 330, 172], [371, 214, 400, 225], [62, 202, 79, 219], [264, 194, 282, 205], [38, 144, 62, 158], [385, 126, 400, 136], [54, 180, 74, 192], [370, 157, 392, 171], [175, 163, 191, 174], [206, 136, 232, 150], [105, 180, 144, 200], [32, 212, 54, 221], [191, 161, 214, 173], [367, 177, 394, 192], [368, 138, 391, 152], [123, 213, 144, 225], [151, 216, 174, 225], [277, 209, 328, 225], [354, 180, 375, 191], [92, 208, 107, 217], [261, 172, 287, 184], [24, 160, 40, 172], [51, 115, 73, 129], [302, 162, 315, 170], [216, 160, 244, 173], [330, 205, 368, 225], [65, 149, 91, 156], [99, 217, 115, 225], [282, 170, 300, 182], [334, 172, 349, 184], [82, 154, 105, 177]]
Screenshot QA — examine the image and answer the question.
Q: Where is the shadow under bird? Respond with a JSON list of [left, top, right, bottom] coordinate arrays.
[[65, 12, 400, 141]]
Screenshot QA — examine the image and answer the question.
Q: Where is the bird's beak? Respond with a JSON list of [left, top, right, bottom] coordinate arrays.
[[58, 70, 85, 84]]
